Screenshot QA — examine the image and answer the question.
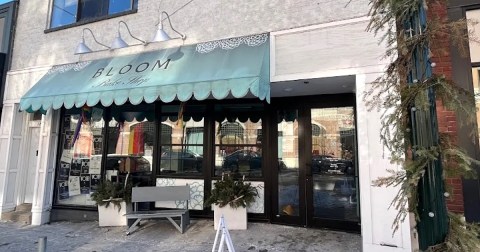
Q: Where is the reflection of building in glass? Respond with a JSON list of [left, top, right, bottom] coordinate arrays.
[[277, 118, 299, 170], [161, 118, 204, 150], [311, 108, 355, 158], [472, 68, 480, 144]]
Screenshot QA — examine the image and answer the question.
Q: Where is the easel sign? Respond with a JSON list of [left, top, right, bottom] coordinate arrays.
[[212, 215, 235, 252]]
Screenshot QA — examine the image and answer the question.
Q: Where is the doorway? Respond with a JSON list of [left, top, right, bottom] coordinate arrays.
[[272, 100, 360, 231], [23, 123, 40, 204]]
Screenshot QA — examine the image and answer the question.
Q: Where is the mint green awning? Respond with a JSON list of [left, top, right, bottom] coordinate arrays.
[[20, 39, 269, 112]]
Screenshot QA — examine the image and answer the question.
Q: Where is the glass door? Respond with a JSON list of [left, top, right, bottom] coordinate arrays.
[[273, 105, 359, 230], [307, 107, 359, 229], [275, 109, 303, 225]]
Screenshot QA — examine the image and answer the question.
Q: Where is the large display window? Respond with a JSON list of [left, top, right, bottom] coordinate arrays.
[[54, 102, 265, 208], [55, 104, 156, 206], [56, 106, 105, 206]]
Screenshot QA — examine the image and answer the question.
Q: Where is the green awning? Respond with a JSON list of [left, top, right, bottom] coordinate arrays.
[[20, 37, 270, 112]]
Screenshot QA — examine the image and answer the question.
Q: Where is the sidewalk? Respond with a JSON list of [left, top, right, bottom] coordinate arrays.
[[0, 219, 361, 252]]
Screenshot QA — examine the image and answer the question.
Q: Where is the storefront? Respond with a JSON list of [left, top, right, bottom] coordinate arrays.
[[18, 35, 360, 231], [0, 1, 417, 249]]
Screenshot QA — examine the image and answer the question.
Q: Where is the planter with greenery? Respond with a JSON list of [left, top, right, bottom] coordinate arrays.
[[205, 174, 258, 230], [91, 179, 132, 227]]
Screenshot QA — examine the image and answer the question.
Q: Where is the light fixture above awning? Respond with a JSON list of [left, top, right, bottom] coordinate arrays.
[[20, 34, 270, 112]]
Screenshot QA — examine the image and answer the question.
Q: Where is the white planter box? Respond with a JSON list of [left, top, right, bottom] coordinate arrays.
[[213, 204, 247, 230], [98, 202, 132, 227]]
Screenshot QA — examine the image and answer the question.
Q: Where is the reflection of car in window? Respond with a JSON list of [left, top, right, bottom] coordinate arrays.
[[105, 154, 152, 173], [160, 150, 203, 173], [104, 154, 153, 186], [222, 150, 262, 172], [219, 150, 288, 177]]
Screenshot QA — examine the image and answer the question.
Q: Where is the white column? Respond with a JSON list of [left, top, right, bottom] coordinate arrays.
[[356, 73, 418, 251], [31, 109, 59, 225], [0, 104, 25, 215]]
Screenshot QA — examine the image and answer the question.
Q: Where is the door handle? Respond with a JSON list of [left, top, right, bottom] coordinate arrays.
[[305, 163, 313, 177]]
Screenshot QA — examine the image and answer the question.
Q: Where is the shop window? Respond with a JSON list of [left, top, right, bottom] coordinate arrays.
[[467, 10, 480, 147], [55, 106, 105, 206], [159, 105, 205, 176], [214, 104, 263, 178], [106, 104, 155, 187], [473, 67, 480, 144], [50, 0, 138, 28]]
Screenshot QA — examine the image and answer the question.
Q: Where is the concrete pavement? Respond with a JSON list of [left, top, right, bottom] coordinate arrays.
[[0, 219, 361, 251]]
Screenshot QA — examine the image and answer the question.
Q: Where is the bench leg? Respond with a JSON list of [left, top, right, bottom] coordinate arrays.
[[166, 217, 184, 233], [126, 218, 142, 235], [181, 212, 190, 233]]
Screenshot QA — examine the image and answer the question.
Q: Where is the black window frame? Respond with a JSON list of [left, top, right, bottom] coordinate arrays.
[[213, 104, 265, 179], [47, 0, 138, 32], [52, 100, 267, 212], [0, 2, 17, 114], [157, 105, 207, 177]]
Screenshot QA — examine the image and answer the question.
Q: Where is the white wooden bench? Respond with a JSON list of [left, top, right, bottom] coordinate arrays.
[[125, 185, 190, 235]]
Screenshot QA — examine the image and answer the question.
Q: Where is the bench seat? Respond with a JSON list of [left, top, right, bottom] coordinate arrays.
[[126, 209, 188, 219], [125, 186, 190, 235]]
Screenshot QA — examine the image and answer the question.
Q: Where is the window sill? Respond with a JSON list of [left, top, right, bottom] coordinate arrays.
[[44, 9, 138, 34]]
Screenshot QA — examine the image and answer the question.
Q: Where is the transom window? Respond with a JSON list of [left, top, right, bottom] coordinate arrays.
[[51, 0, 138, 28]]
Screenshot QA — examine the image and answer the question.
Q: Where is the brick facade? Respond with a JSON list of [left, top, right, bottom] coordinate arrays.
[[428, 0, 464, 213]]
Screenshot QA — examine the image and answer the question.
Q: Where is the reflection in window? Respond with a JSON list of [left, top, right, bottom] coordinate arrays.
[[473, 68, 480, 145], [467, 10, 480, 156], [310, 107, 358, 221], [106, 104, 154, 187], [56, 107, 105, 206], [109, 0, 136, 14], [214, 104, 263, 178], [159, 105, 204, 175], [0, 17, 6, 51], [78, 0, 109, 21], [277, 109, 299, 216], [50, 0, 138, 28], [467, 10, 480, 63], [51, 0, 78, 28]]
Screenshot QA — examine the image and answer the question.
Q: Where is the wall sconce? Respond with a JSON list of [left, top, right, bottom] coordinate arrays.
[[110, 21, 146, 50], [151, 11, 186, 42], [74, 28, 109, 55]]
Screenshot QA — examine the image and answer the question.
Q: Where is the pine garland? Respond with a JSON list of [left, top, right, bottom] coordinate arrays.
[[366, 0, 480, 250]]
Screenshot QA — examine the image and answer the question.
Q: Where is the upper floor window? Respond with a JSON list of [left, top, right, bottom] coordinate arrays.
[[51, 0, 138, 28]]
